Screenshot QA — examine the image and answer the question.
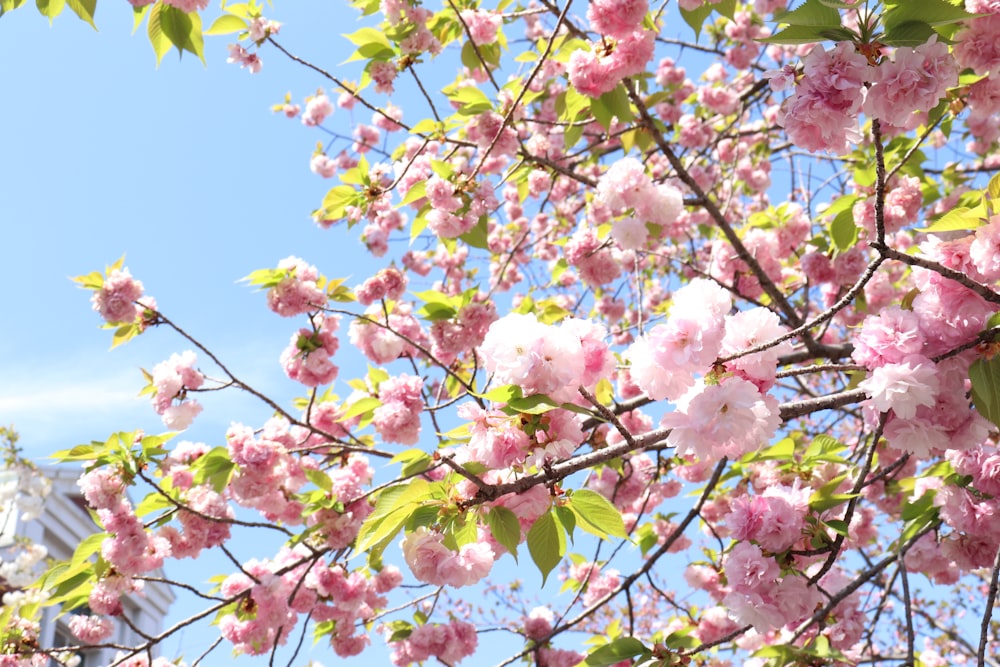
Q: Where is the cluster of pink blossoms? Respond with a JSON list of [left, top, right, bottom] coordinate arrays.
[[774, 42, 869, 154], [478, 313, 615, 403], [387, 619, 478, 666], [722, 542, 822, 633], [853, 266, 993, 456], [568, 0, 653, 97], [401, 526, 495, 587], [266, 256, 328, 316], [594, 157, 684, 250], [280, 313, 340, 387], [219, 549, 401, 657], [150, 350, 204, 430], [91, 268, 152, 325], [776, 37, 958, 153], [372, 373, 424, 445], [68, 614, 114, 644]]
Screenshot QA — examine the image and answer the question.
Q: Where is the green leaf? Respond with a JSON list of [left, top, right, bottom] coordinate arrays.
[[344, 26, 393, 50], [70, 532, 107, 567], [830, 208, 858, 251], [883, 0, 973, 30], [204, 13, 247, 35], [971, 355, 1000, 429], [569, 489, 628, 540], [505, 393, 560, 414], [305, 468, 333, 493], [487, 506, 521, 559], [598, 85, 633, 125], [901, 491, 935, 521], [759, 24, 852, 44], [477, 383, 523, 403], [882, 21, 937, 47], [584, 637, 649, 666], [917, 203, 987, 233], [152, 4, 205, 63], [774, 0, 841, 27], [745, 436, 795, 462], [355, 479, 435, 554], [449, 86, 494, 115], [110, 323, 140, 349], [35, 0, 64, 21], [459, 214, 490, 249], [147, 3, 172, 64], [526, 510, 565, 585], [65, 0, 94, 28], [679, 2, 713, 39], [340, 396, 382, 421]]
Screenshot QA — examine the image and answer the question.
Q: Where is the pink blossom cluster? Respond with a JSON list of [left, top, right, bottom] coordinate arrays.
[[460, 9, 502, 45], [724, 486, 806, 553], [588, 452, 680, 516], [564, 226, 623, 287], [280, 313, 340, 387], [78, 466, 127, 510], [226, 418, 309, 524], [853, 275, 993, 456], [478, 313, 614, 401], [954, 13, 1000, 75], [218, 553, 302, 655], [401, 526, 495, 586], [306, 454, 375, 550], [150, 350, 204, 430], [356, 267, 407, 305], [301, 92, 334, 127], [775, 42, 869, 154], [387, 619, 478, 666], [349, 301, 426, 364], [864, 37, 958, 133], [595, 157, 684, 250], [373, 373, 424, 445], [226, 44, 262, 74], [68, 614, 114, 644], [88, 573, 143, 617], [266, 256, 327, 317], [586, 0, 647, 39], [663, 377, 780, 462], [567, 561, 621, 607], [99, 500, 171, 577], [91, 268, 147, 325], [568, 29, 655, 98], [158, 484, 233, 559], [722, 542, 822, 632], [430, 300, 497, 365], [625, 278, 732, 401], [312, 564, 403, 657]]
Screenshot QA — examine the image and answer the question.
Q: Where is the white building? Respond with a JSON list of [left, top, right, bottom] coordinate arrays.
[[2, 465, 174, 667]]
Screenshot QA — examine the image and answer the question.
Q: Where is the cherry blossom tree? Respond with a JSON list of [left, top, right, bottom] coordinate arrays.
[[4, 0, 1000, 666]]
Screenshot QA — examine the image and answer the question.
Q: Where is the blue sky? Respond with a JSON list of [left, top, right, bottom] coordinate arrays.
[[0, 4, 373, 454]]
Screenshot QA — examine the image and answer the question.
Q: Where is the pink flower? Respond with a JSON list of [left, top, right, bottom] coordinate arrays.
[[401, 527, 494, 587], [266, 257, 327, 317], [92, 268, 145, 324], [859, 355, 939, 420], [586, 0, 648, 39], [864, 36, 957, 130], [68, 614, 114, 644], [301, 93, 334, 127], [478, 312, 585, 396], [460, 9, 502, 45], [663, 378, 780, 461]]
